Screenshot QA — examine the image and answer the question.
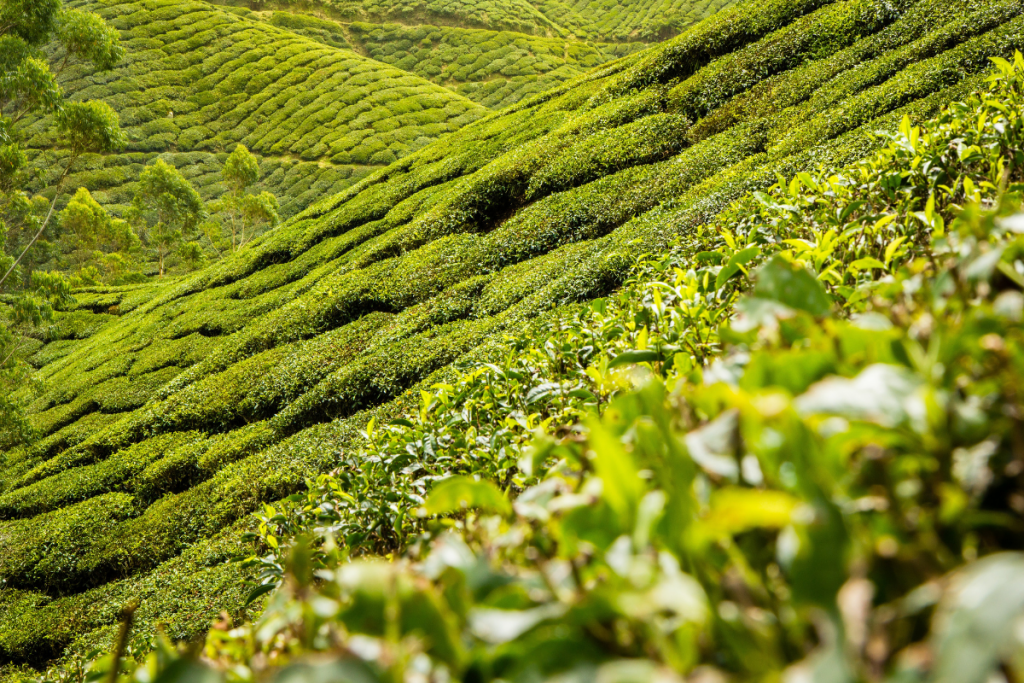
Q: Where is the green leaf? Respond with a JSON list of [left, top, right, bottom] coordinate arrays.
[[964, 246, 1004, 282], [691, 488, 801, 547], [850, 257, 886, 272], [424, 476, 511, 516], [568, 388, 598, 401], [715, 245, 761, 290], [468, 603, 567, 644], [525, 382, 564, 404], [607, 349, 660, 368], [389, 418, 415, 428], [586, 417, 643, 528], [273, 660, 379, 683], [683, 409, 739, 480], [795, 364, 923, 427], [152, 660, 222, 683], [694, 250, 725, 265], [931, 553, 1024, 683], [245, 582, 277, 606], [729, 296, 796, 334], [839, 199, 866, 223], [753, 256, 831, 316]]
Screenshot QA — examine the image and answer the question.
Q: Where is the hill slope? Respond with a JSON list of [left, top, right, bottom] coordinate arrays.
[[211, 4, 648, 110], [26, 0, 486, 218], [237, 0, 740, 41], [2, 0, 1024, 675]]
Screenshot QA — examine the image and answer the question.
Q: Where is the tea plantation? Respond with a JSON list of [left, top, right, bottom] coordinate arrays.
[[211, 2, 649, 110], [27, 148, 376, 220], [345, 22, 644, 108], [211, 0, 739, 110], [2, 0, 1024, 679], [235, 0, 741, 40], [23, 0, 486, 217]]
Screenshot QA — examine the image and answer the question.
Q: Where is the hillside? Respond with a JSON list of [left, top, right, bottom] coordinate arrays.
[[25, 0, 487, 218], [2, 0, 1024, 677], [229, 0, 741, 41], [210, 4, 648, 110]]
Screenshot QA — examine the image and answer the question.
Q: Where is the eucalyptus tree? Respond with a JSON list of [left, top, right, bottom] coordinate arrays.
[[58, 187, 140, 279], [210, 144, 279, 254], [130, 160, 205, 277]]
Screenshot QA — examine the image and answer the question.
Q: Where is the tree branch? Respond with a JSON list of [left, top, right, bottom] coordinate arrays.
[[0, 343, 21, 370], [0, 156, 76, 292]]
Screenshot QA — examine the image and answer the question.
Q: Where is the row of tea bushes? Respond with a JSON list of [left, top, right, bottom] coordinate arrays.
[[24, 0, 486, 218], [237, 0, 742, 41]]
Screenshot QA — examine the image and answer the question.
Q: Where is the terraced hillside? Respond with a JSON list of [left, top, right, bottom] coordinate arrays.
[[345, 22, 643, 108], [3, 0, 1024, 677], [535, 0, 739, 40], [240, 0, 741, 41], [211, 4, 647, 110], [212, 0, 737, 110], [25, 0, 486, 217]]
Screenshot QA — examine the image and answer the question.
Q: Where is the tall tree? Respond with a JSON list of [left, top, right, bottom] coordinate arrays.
[[0, 0, 125, 447], [131, 160, 205, 277], [210, 144, 279, 254], [59, 187, 140, 280]]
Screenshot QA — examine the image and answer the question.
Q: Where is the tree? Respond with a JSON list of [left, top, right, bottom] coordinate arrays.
[[59, 187, 140, 280], [0, 0, 125, 447], [131, 160, 205, 277], [209, 144, 279, 254]]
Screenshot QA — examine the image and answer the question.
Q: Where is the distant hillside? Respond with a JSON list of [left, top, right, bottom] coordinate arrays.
[[25, 0, 487, 218], [212, 3, 647, 109], [234, 0, 742, 41], [2, 0, 1023, 677], [208, 0, 741, 110]]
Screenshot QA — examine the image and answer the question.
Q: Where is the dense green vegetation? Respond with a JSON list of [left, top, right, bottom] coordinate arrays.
[[1, 0, 127, 458], [210, 2, 647, 110], [2, 0, 1024, 679], [345, 22, 643, 109], [33, 53, 1024, 682], [24, 0, 486, 219], [27, 148, 374, 221], [236, 0, 740, 41]]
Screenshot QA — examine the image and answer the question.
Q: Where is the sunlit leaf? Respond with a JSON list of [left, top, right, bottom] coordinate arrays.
[[424, 476, 511, 516], [753, 256, 831, 316]]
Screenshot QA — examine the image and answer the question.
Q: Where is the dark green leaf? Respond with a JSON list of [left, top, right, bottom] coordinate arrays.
[[753, 256, 831, 316], [607, 349, 660, 368], [425, 476, 511, 516]]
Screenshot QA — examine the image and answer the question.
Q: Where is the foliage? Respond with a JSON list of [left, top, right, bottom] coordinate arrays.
[[344, 21, 642, 109], [17, 0, 488, 243], [129, 161, 205, 277], [30, 52, 1024, 683], [0, 0, 125, 449], [238, 0, 742, 41], [206, 146, 280, 256], [3, 0, 1024, 677], [58, 189, 140, 285]]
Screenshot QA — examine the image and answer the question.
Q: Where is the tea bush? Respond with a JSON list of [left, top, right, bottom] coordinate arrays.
[[2, 0, 1023, 677]]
